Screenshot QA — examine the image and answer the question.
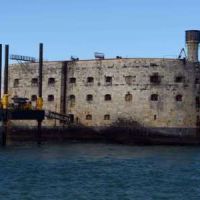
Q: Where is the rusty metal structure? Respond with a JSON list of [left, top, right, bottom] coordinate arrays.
[[0, 44, 45, 146], [186, 30, 200, 62]]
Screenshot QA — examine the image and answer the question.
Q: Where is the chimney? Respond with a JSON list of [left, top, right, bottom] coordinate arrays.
[[186, 30, 200, 62]]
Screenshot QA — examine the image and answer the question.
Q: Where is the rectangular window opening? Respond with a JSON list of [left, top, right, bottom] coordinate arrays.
[[14, 79, 19, 87], [48, 78, 55, 86], [69, 77, 76, 83], [31, 78, 38, 86], [104, 114, 110, 120], [105, 76, 112, 85], [175, 76, 185, 83], [150, 73, 161, 84], [48, 95, 54, 102]]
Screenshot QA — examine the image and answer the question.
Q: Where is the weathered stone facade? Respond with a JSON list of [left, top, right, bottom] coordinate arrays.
[[66, 58, 199, 129], [8, 58, 200, 131], [7, 30, 200, 136], [8, 61, 63, 126]]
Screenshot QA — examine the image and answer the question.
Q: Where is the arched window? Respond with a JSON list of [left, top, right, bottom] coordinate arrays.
[[151, 94, 158, 101], [86, 114, 92, 120], [176, 94, 182, 102], [86, 94, 93, 101], [125, 93, 132, 102], [105, 94, 112, 101]]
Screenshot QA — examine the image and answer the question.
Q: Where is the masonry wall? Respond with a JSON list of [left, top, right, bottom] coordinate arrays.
[[8, 58, 200, 132], [8, 61, 63, 126], [66, 58, 200, 129]]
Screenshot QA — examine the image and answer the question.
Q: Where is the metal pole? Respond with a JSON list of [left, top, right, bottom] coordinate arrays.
[[39, 43, 43, 98], [0, 44, 2, 99], [2, 45, 9, 146], [60, 62, 67, 115], [4, 45, 9, 94], [37, 43, 43, 145]]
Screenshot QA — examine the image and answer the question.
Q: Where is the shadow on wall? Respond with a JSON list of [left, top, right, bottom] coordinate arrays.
[[111, 117, 142, 127]]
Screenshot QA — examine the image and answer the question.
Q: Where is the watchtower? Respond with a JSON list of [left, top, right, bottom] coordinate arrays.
[[186, 30, 200, 62]]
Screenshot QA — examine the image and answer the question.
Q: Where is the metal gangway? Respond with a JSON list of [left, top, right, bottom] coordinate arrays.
[[45, 110, 72, 124]]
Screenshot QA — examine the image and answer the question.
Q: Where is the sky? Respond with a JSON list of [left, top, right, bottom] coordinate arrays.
[[1, 0, 200, 61]]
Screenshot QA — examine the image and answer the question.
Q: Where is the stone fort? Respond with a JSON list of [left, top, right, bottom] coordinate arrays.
[[8, 30, 200, 136]]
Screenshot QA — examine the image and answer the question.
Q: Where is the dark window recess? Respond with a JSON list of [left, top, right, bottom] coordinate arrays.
[[48, 78, 55, 85], [86, 114, 92, 120], [125, 93, 132, 102], [150, 63, 158, 67], [175, 76, 184, 83], [150, 73, 161, 84], [69, 77, 76, 83], [69, 95, 75, 106], [31, 95, 37, 101], [104, 114, 110, 120], [87, 77, 94, 83], [69, 114, 74, 123], [196, 97, 200, 110], [14, 79, 19, 87], [197, 116, 200, 126], [195, 78, 200, 84], [75, 117, 79, 124], [154, 115, 157, 120], [31, 78, 38, 86], [151, 94, 158, 101], [105, 94, 112, 101], [176, 94, 182, 102], [86, 94, 93, 101], [105, 76, 112, 85], [48, 95, 54, 102]]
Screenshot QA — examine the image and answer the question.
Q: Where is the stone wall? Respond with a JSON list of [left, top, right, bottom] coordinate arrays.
[[8, 61, 63, 126], [66, 58, 200, 128], [8, 58, 200, 132]]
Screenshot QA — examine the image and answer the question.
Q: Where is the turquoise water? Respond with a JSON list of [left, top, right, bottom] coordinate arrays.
[[0, 143, 200, 200]]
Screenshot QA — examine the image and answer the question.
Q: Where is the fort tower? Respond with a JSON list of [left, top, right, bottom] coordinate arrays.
[[186, 30, 200, 62]]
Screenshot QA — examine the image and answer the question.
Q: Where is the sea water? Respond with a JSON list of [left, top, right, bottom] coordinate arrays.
[[0, 143, 199, 200]]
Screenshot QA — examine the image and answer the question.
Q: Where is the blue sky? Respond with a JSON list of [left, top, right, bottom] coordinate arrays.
[[1, 0, 200, 61]]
